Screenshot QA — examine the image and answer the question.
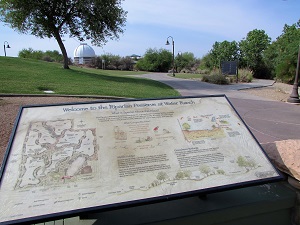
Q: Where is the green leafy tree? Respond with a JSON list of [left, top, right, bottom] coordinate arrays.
[[135, 48, 172, 72], [239, 29, 271, 78], [175, 52, 197, 72], [0, 0, 127, 69], [208, 40, 239, 69], [199, 53, 214, 70], [265, 20, 300, 83]]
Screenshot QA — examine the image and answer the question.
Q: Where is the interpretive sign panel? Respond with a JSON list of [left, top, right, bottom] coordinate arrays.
[[0, 96, 281, 224], [221, 61, 238, 75]]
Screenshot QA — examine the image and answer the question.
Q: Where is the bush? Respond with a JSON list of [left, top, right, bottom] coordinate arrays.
[[238, 69, 253, 83], [226, 76, 237, 83], [202, 74, 229, 85], [19, 48, 63, 63], [90, 56, 104, 69], [44, 50, 63, 62], [42, 55, 54, 62], [135, 48, 172, 72]]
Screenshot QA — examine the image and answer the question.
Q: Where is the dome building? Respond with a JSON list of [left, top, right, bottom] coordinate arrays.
[[73, 43, 96, 65]]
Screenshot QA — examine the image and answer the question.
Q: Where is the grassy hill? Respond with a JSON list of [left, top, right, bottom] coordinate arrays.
[[0, 57, 179, 98]]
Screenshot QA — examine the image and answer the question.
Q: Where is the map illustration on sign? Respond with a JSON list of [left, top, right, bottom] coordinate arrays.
[[0, 96, 281, 224], [15, 119, 98, 189]]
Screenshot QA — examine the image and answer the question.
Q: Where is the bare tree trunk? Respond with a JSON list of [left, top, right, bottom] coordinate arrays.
[[53, 30, 70, 69]]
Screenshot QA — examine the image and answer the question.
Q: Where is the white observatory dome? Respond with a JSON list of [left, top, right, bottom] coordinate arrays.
[[74, 43, 96, 58], [73, 43, 96, 65]]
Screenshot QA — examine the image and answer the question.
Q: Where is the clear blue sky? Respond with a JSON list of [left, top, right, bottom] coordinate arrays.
[[1, 0, 299, 59]]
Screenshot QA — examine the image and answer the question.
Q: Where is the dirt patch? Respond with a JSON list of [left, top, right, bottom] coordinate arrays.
[[241, 82, 298, 102]]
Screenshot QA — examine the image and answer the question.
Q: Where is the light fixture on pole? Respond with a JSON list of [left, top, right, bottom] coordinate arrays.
[[165, 36, 175, 76], [287, 45, 300, 104], [4, 41, 11, 57]]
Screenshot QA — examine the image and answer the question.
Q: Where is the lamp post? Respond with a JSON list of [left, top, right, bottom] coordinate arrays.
[[4, 41, 11, 57], [165, 36, 175, 76], [287, 45, 300, 103]]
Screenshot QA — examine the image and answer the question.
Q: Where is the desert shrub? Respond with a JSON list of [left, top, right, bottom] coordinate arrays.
[[19, 48, 63, 63], [119, 56, 134, 70], [44, 50, 63, 62], [42, 55, 54, 62], [202, 74, 229, 85], [226, 76, 237, 83], [238, 69, 253, 83], [90, 56, 104, 68]]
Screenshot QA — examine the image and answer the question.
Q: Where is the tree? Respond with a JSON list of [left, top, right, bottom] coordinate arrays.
[[0, 0, 127, 69], [211, 41, 238, 66], [135, 48, 172, 72], [107, 54, 121, 70], [209, 41, 239, 69], [175, 52, 197, 72], [199, 53, 214, 70], [264, 20, 300, 83], [239, 29, 271, 78]]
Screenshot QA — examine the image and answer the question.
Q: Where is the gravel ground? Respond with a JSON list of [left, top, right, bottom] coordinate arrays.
[[0, 82, 297, 167], [241, 82, 297, 102]]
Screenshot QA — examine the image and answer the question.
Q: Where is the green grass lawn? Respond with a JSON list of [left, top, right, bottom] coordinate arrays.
[[0, 57, 179, 98]]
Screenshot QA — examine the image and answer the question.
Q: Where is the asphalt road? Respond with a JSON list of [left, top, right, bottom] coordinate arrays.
[[140, 73, 300, 144]]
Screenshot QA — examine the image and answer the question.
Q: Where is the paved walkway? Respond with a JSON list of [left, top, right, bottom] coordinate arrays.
[[140, 73, 300, 144]]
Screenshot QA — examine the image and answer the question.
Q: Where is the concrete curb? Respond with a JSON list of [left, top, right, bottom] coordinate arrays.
[[235, 81, 276, 90]]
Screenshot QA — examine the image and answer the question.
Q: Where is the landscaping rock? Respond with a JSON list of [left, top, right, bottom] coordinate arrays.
[[262, 139, 300, 181]]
